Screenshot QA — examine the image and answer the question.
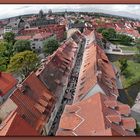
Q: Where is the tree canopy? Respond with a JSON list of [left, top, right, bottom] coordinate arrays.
[[13, 40, 31, 53], [3, 32, 15, 43], [134, 38, 140, 63], [97, 27, 105, 33], [119, 59, 128, 74], [102, 28, 116, 40], [7, 51, 38, 78], [43, 37, 59, 55], [102, 30, 111, 40], [0, 56, 8, 67], [0, 41, 7, 55], [100, 28, 133, 45], [116, 33, 133, 45], [0, 41, 13, 71]]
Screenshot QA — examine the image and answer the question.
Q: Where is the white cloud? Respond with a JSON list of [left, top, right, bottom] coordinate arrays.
[[0, 4, 139, 19]]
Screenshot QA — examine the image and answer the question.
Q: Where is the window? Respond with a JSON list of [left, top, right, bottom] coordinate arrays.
[[84, 64, 87, 68], [87, 62, 90, 66], [79, 86, 84, 91], [80, 81, 85, 85], [61, 128, 71, 131], [83, 69, 86, 73], [102, 58, 109, 63], [21, 114, 26, 119], [78, 93, 83, 98], [81, 77, 85, 81]]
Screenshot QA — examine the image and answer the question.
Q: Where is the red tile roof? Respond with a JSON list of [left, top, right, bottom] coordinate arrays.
[[15, 35, 32, 40], [71, 31, 83, 44], [56, 36, 136, 136], [33, 32, 52, 40], [121, 117, 136, 130], [37, 38, 79, 96], [0, 72, 17, 97], [74, 42, 118, 103], [19, 24, 65, 41], [57, 93, 136, 136], [57, 93, 111, 136], [74, 43, 97, 102], [0, 111, 39, 136], [106, 115, 121, 123], [10, 72, 56, 134], [96, 44, 118, 97], [116, 102, 131, 116], [104, 100, 117, 108], [24, 27, 39, 31], [114, 23, 140, 38]]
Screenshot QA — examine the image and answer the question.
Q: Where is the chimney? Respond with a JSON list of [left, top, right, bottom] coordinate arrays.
[[17, 84, 25, 93]]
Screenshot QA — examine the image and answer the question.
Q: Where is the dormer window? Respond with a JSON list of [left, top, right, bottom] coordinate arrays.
[[21, 114, 26, 119]]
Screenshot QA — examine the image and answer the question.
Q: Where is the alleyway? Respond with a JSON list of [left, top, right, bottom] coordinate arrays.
[[48, 40, 85, 136]]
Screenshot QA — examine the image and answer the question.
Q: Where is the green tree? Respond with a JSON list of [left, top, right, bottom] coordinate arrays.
[[134, 122, 140, 134], [102, 28, 116, 40], [3, 42, 14, 64], [135, 38, 140, 62], [116, 33, 133, 45], [43, 37, 59, 55], [0, 56, 8, 66], [13, 40, 31, 53], [101, 28, 133, 45], [0, 41, 9, 70], [0, 41, 7, 56], [135, 38, 140, 53], [102, 30, 110, 40], [119, 59, 128, 74], [108, 28, 116, 39], [7, 51, 38, 78], [121, 35, 133, 45], [3, 32, 15, 43], [97, 27, 105, 33]]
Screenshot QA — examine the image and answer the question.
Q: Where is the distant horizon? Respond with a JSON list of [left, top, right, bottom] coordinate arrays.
[[0, 10, 136, 20], [0, 4, 140, 20]]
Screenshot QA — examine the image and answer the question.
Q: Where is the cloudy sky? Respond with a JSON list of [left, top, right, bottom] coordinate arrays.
[[0, 4, 140, 19]]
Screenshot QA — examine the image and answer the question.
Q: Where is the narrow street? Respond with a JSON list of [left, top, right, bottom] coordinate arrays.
[[48, 40, 85, 136]]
